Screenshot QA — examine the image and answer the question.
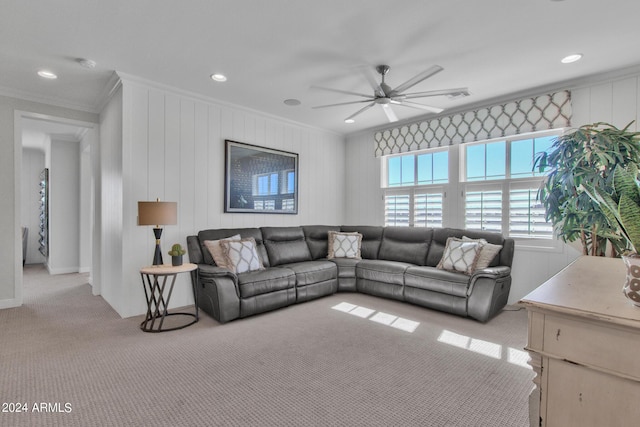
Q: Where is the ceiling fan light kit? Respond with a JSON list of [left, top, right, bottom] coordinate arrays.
[[313, 64, 469, 124]]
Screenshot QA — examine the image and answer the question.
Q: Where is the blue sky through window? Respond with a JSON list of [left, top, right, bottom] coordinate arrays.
[[388, 150, 448, 187]]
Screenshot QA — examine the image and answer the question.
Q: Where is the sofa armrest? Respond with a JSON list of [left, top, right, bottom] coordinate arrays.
[[192, 264, 240, 323], [197, 264, 238, 282], [466, 266, 512, 322], [470, 266, 511, 282]]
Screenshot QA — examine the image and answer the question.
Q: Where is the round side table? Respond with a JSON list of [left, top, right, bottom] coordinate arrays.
[[139, 263, 199, 332]]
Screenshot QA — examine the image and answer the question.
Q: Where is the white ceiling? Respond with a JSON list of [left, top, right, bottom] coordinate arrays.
[[3, 0, 640, 135]]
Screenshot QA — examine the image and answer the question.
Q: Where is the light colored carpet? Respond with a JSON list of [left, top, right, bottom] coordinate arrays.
[[1, 265, 533, 426]]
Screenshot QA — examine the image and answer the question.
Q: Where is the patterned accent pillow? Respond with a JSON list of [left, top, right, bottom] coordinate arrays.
[[220, 237, 264, 274], [436, 237, 482, 275], [462, 236, 503, 270], [204, 234, 241, 269], [327, 231, 363, 259]]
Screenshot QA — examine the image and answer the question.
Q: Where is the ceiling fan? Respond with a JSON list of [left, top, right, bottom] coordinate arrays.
[[312, 64, 469, 123]]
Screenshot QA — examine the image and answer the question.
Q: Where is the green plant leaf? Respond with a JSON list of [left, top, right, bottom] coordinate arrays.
[[618, 192, 640, 253]]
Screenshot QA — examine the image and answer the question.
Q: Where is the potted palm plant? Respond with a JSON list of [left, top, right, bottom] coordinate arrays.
[[535, 122, 640, 257], [584, 165, 640, 305]]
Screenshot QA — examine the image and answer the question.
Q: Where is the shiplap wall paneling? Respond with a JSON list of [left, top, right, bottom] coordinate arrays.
[[99, 87, 124, 314], [612, 77, 638, 128], [179, 98, 196, 247], [124, 83, 150, 315], [113, 77, 347, 316], [192, 101, 209, 233]]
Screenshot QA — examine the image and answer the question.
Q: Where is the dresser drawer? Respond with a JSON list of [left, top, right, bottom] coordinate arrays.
[[542, 314, 640, 380]]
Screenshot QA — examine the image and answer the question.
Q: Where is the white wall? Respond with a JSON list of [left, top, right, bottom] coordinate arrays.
[[79, 135, 93, 274], [99, 76, 346, 318], [48, 138, 80, 274], [344, 70, 640, 304]]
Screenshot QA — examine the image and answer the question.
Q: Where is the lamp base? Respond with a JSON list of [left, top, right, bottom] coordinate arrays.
[[152, 227, 164, 265]]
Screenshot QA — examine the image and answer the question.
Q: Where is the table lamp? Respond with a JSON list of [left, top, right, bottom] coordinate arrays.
[[138, 199, 177, 265]]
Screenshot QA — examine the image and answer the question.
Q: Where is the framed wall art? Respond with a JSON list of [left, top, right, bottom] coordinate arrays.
[[224, 140, 298, 214]]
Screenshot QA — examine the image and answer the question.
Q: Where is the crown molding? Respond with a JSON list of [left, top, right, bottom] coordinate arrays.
[[115, 72, 343, 138]]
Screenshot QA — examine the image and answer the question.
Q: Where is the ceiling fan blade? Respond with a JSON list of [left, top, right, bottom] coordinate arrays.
[[392, 65, 444, 94], [312, 99, 375, 109], [402, 87, 470, 99], [310, 85, 372, 99], [392, 100, 444, 114], [381, 104, 398, 122], [345, 102, 376, 121]]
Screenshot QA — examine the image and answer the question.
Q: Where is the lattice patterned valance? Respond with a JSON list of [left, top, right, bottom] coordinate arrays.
[[374, 90, 572, 157]]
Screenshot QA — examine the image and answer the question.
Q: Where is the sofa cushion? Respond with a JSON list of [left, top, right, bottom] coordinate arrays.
[[462, 236, 503, 270], [302, 225, 341, 260], [280, 260, 337, 286], [198, 228, 269, 267], [340, 226, 383, 259], [262, 227, 312, 266], [436, 237, 482, 275], [328, 231, 362, 259], [378, 226, 432, 265], [405, 266, 471, 298], [237, 268, 296, 299], [356, 259, 412, 286], [427, 228, 506, 268], [203, 234, 241, 270], [221, 237, 265, 274], [328, 257, 360, 278]]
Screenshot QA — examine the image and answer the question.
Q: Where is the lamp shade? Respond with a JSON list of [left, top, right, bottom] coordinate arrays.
[[137, 201, 177, 226]]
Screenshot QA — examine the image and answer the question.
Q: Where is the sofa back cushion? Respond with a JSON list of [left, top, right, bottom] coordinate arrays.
[[261, 226, 312, 266], [302, 225, 341, 259], [197, 228, 270, 267], [378, 226, 433, 265], [340, 226, 383, 259], [427, 228, 513, 268]]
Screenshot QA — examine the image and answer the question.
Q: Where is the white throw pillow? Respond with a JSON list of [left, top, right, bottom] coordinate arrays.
[[462, 236, 503, 270], [327, 231, 363, 259], [204, 234, 241, 269], [220, 237, 264, 274], [437, 237, 482, 275]]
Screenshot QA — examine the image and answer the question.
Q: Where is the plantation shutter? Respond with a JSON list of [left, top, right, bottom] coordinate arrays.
[[384, 193, 410, 226], [509, 181, 553, 238], [465, 187, 502, 232]]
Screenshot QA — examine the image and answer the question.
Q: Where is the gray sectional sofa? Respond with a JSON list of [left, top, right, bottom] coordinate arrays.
[[186, 225, 515, 324]]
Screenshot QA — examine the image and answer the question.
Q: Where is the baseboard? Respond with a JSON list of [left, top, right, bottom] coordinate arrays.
[[47, 266, 80, 275], [78, 267, 90, 274], [0, 297, 22, 309]]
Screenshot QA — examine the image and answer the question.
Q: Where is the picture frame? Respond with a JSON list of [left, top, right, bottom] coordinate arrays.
[[224, 140, 299, 214]]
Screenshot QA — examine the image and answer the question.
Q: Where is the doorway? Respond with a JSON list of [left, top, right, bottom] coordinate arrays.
[[16, 112, 99, 299]]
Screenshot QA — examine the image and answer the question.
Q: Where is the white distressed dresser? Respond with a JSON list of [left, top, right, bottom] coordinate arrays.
[[519, 255, 640, 427]]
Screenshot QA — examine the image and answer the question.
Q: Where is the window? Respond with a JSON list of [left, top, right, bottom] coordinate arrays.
[[384, 188, 444, 228], [464, 185, 502, 232], [508, 181, 553, 239], [384, 148, 448, 227], [461, 132, 558, 238], [381, 130, 561, 239], [387, 150, 448, 187]]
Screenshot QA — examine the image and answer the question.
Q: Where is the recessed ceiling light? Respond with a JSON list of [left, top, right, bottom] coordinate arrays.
[[283, 99, 301, 106], [210, 73, 227, 82], [561, 54, 583, 64], [37, 70, 57, 79], [344, 119, 355, 124]]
